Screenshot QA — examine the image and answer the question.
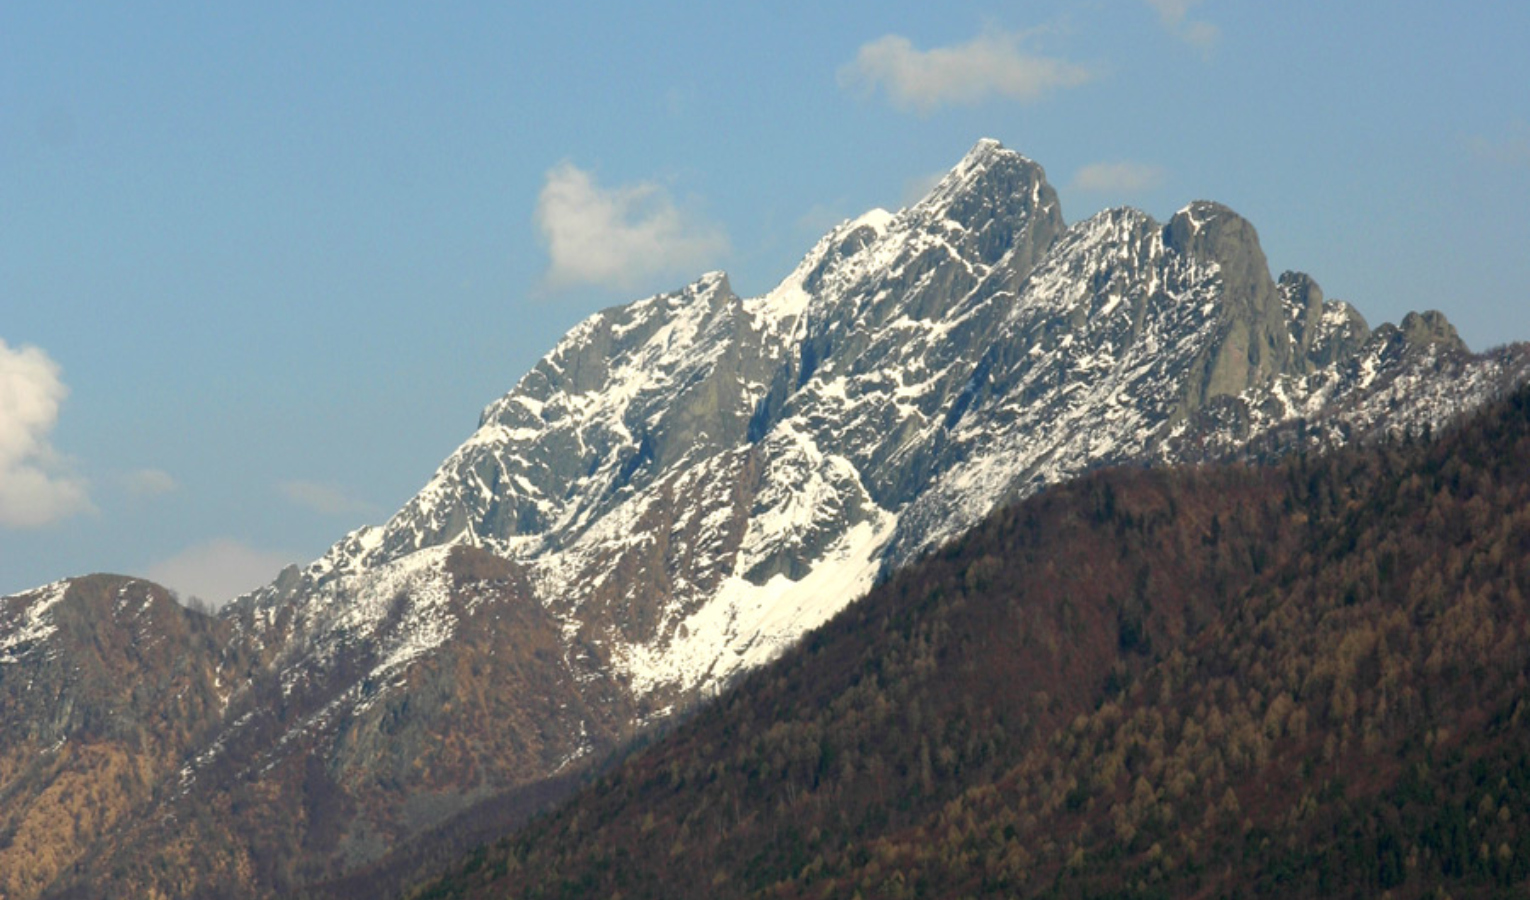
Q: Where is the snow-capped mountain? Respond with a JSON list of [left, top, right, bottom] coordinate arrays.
[[3, 140, 1527, 898]]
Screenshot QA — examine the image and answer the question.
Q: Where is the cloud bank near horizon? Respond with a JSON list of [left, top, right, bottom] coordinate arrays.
[[142, 538, 298, 609]]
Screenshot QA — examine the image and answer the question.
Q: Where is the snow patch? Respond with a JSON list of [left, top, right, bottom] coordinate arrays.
[[618, 513, 895, 698], [0, 581, 69, 664]]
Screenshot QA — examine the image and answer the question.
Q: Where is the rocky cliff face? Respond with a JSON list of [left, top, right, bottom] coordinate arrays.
[[3, 140, 1527, 898]]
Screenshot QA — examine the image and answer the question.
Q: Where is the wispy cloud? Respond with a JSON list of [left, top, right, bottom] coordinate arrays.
[[279, 479, 374, 516], [1145, 0, 1220, 50], [1071, 161, 1167, 193], [0, 338, 91, 528], [902, 171, 948, 206], [122, 468, 178, 497], [838, 28, 1096, 114], [795, 202, 854, 240], [1467, 122, 1530, 169], [536, 162, 729, 291], [142, 538, 296, 609]]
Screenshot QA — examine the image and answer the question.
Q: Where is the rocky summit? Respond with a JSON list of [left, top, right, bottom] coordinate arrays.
[[2, 140, 1527, 898]]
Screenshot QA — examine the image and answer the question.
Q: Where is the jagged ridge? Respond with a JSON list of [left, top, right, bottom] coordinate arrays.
[[2, 140, 1527, 899]]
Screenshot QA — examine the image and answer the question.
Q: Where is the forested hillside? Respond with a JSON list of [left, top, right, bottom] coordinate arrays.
[[406, 383, 1530, 899]]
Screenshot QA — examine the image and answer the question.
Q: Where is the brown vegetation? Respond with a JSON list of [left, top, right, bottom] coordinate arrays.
[[0, 577, 228, 898]]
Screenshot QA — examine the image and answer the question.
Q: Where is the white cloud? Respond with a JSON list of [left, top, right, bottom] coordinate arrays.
[[0, 338, 91, 528], [279, 479, 374, 516], [142, 538, 297, 609], [838, 29, 1096, 113], [122, 468, 178, 497], [535, 162, 729, 291], [1072, 161, 1168, 193], [1145, 0, 1220, 49]]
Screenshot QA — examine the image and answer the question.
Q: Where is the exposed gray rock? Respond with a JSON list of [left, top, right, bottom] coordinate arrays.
[[1400, 309, 1467, 352]]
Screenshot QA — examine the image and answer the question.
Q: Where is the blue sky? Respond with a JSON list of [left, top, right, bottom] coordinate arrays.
[[4, 1, 1529, 603]]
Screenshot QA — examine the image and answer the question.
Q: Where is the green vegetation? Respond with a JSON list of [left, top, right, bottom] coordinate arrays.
[[408, 383, 1530, 899]]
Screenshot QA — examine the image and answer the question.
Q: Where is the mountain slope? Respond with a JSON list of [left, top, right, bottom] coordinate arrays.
[[228, 139, 1529, 713], [408, 380, 1530, 900], [3, 139, 1528, 898], [0, 577, 229, 897]]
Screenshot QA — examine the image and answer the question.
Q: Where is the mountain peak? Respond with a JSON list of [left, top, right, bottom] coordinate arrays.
[[915, 139, 1050, 217], [1165, 200, 1248, 248], [686, 269, 731, 297], [962, 136, 1007, 162], [1399, 309, 1467, 353], [9, 140, 1527, 900], [901, 139, 1064, 278]]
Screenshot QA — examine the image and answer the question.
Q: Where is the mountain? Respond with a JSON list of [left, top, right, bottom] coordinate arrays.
[[2, 140, 1527, 898], [408, 379, 1530, 900]]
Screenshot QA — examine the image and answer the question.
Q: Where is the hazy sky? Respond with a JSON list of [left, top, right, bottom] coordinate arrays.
[[4, 1, 1529, 603]]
